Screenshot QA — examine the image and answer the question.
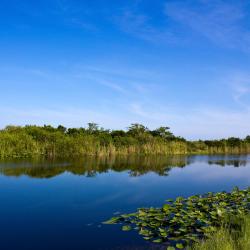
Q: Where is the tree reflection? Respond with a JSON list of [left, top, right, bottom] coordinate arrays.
[[0, 155, 249, 179], [0, 155, 189, 178]]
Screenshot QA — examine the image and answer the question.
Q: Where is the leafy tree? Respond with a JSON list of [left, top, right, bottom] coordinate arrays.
[[67, 128, 79, 135], [57, 125, 67, 133], [87, 123, 99, 134], [4, 125, 22, 132], [245, 135, 250, 143], [127, 123, 148, 136], [151, 126, 173, 139], [227, 137, 241, 147], [43, 125, 56, 132], [111, 130, 126, 137]]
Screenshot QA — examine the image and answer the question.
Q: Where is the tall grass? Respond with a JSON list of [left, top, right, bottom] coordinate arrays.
[[0, 124, 250, 158], [190, 215, 250, 250]]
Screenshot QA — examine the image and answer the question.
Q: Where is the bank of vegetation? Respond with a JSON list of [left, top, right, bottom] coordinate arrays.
[[0, 123, 250, 158], [190, 215, 250, 250]]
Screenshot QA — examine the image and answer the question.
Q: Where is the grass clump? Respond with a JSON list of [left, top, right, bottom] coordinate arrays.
[[190, 215, 250, 250]]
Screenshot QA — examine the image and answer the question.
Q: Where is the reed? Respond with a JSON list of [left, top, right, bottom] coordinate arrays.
[[0, 124, 250, 158], [190, 215, 250, 250]]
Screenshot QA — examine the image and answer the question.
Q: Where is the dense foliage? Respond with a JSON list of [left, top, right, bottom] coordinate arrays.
[[0, 123, 250, 158], [104, 187, 250, 249]]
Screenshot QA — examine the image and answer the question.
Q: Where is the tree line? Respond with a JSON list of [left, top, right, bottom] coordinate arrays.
[[0, 123, 250, 158]]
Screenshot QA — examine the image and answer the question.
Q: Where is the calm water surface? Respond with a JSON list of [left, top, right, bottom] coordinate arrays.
[[1, 155, 250, 250]]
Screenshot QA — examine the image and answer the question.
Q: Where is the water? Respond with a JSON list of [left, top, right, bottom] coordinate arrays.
[[1, 154, 250, 250]]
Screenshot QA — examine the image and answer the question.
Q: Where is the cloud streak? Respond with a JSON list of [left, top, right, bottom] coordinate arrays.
[[2, 64, 250, 139], [2, 101, 250, 140], [115, 10, 179, 45], [114, 0, 250, 52], [165, 0, 250, 51], [0, 107, 130, 130], [128, 102, 250, 140]]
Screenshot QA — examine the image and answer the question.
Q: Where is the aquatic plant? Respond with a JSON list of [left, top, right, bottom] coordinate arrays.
[[104, 187, 250, 249]]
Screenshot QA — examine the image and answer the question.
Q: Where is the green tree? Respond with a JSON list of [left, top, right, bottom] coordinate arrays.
[[127, 123, 148, 136], [245, 135, 250, 143], [57, 125, 67, 133], [227, 137, 241, 147], [151, 126, 173, 139], [87, 123, 99, 134], [111, 130, 126, 137]]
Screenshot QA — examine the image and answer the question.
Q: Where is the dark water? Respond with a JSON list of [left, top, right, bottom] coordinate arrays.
[[1, 154, 250, 250]]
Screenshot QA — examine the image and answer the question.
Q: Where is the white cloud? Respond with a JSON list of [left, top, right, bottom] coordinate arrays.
[[115, 10, 181, 45], [229, 73, 250, 108], [128, 102, 250, 139], [114, 0, 250, 52], [165, 0, 250, 51], [0, 107, 130, 130], [2, 66, 250, 139]]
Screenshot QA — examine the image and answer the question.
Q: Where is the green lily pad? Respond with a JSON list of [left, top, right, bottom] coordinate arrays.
[[122, 225, 132, 231], [176, 243, 184, 249], [104, 187, 250, 249], [167, 247, 175, 250]]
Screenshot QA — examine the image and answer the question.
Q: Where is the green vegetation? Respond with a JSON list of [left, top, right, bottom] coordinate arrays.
[[190, 215, 250, 250], [104, 187, 250, 249], [1, 123, 250, 158]]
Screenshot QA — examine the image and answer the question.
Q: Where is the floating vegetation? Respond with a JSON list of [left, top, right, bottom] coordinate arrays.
[[104, 187, 250, 249]]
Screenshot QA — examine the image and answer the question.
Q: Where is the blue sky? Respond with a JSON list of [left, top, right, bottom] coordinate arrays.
[[1, 0, 250, 139]]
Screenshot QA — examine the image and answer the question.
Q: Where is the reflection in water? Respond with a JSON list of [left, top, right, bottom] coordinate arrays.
[[0, 154, 249, 178], [1, 154, 250, 250], [0, 155, 189, 178], [192, 154, 249, 167], [208, 159, 248, 167]]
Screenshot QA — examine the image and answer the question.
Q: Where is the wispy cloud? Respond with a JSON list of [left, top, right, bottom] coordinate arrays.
[[70, 17, 98, 31], [128, 102, 250, 139], [0, 66, 62, 81], [114, 0, 250, 51], [115, 10, 182, 45], [165, 0, 250, 51], [0, 64, 158, 97], [71, 65, 161, 96], [3, 64, 250, 139], [0, 107, 130, 130], [77, 74, 128, 94], [2, 102, 250, 140], [56, 0, 69, 12], [233, 85, 250, 104], [53, 0, 99, 32], [225, 72, 250, 109]]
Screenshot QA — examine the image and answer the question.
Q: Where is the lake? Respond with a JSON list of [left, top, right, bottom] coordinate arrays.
[[1, 154, 250, 250]]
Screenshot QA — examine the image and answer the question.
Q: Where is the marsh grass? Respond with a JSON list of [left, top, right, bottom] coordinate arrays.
[[1, 124, 250, 158], [190, 215, 250, 250]]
